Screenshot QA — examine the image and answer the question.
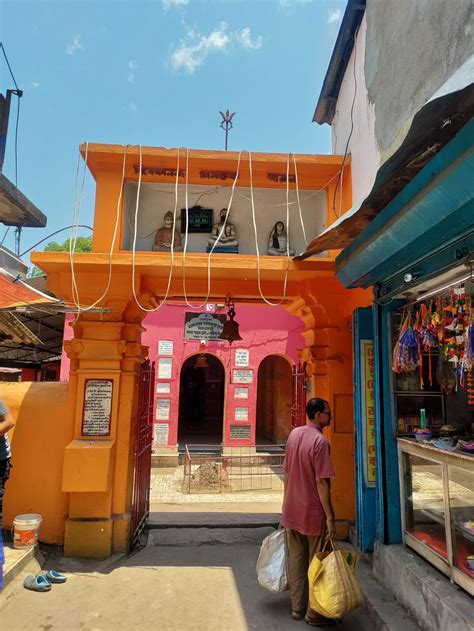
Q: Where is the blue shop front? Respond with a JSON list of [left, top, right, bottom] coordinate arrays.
[[301, 108, 474, 594]]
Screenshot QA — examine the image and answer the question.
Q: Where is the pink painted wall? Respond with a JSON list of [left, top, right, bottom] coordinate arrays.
[[61, 304, 304, 447]]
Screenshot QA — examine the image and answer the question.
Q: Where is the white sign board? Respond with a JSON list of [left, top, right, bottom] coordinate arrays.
[[82, 379, 113, 436], [158, 357, 173, 379], [234, 387, 249, 399], [154, 423, 169, 446], [158, 340, 174, 356], [156, 398, 171, 420], [234, 349, 249, 367], [156, 382, 171, 394], [235, 406, 249, 421], [232, 369, 253, 384]]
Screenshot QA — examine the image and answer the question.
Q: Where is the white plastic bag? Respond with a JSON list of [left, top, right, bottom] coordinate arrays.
[[256, 527, 288, 593]]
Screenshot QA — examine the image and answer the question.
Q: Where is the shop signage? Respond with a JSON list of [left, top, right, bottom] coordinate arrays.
[[234, 349, 249, 367], [234, 387, 248, 399], [235, 407, 249, 421], [158, 357, 173, 379], [154, 423, 169, 446], [232, 369, 253, 384], [184, 312, 226, 340], [156, 398, 171, 420], [158, 340, 173, 356], [230, 424, 252, 440], [82, 379, 113, 436], [361, 340, 376, 485]]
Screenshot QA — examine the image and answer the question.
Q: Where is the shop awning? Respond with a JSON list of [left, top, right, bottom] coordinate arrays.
[[0, 268, 58, 310], [0, 268, 64, 366], [296, 59, 474, 261]]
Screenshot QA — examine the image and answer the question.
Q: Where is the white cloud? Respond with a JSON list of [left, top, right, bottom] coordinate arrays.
[[66, 34, 84, 55], [30, 81, 40, 89], [279, 0, 312, 10], [128, 60, 138, 84], [235, 27, 263, 50], [170, 22, 264, 74], [129, 101, 138, 113], [163, 0, 189, 10], [327, 8, 342, 24]]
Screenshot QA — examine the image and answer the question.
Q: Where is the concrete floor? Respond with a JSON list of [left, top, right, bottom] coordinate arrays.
[[1, 537, 376, 631]]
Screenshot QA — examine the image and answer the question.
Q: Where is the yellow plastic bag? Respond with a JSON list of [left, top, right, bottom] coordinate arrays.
[[308, 540, 363, 619]]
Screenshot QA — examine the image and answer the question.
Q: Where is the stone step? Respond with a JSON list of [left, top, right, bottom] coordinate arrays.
[[373, 543, 474, 631], [356, 555, 421, 631], [2, 542, 42, 590]]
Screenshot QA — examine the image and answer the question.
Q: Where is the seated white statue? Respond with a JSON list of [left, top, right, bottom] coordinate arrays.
[[267, 221, 295, 256], [208, 208, 238, 248]]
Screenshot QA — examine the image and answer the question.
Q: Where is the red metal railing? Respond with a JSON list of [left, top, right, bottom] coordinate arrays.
[[182, 446, 285, 494], [291, 361, 307, 428], [130, 359, 155, 547]]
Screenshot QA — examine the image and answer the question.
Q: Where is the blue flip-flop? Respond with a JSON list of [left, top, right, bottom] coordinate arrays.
[[40, 569, 67, 584], [23, 574, 51, 592]]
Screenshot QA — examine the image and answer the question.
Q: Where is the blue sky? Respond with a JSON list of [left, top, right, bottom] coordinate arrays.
[[1, 0, 344, 262]]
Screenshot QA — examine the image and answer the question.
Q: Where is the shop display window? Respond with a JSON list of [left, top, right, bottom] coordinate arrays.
[[448, 465, 474, 580], [399, 441, 474, 594], [403, 453, 448, 559]]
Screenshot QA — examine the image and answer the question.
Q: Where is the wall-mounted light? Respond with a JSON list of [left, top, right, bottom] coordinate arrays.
[[194, 339, 209, 368]]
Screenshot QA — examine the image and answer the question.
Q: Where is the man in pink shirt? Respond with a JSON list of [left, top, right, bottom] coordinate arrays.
[[282, 397, 336, 626]]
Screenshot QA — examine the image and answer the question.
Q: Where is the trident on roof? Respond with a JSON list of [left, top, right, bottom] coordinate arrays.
[[219, 109, 236, 151]]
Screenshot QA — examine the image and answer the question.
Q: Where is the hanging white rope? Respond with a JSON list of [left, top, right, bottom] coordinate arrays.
[[182, 147, 243, 309], [292, 153, 308, 246], [69, 143, 129, 318], [131, 145, 180, 312], [249, 150, 290, 307]]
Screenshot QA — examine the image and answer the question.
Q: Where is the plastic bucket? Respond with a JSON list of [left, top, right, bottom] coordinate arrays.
[[13, 514, 42, 549]]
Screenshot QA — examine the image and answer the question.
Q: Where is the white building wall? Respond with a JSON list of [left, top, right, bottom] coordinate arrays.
[[331, 15, 380, 206]]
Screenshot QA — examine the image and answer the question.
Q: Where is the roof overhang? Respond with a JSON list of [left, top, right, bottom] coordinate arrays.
[[313, 0, 366, 125], [80, 144, 346, 190], [336, 118, 474, 289], [31, 251, 339, 304], [0, 173, 47, 228]]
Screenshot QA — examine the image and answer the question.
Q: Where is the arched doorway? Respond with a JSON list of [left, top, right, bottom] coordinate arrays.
[[256, 355, 293, 444], [178, 353, 225, 446]]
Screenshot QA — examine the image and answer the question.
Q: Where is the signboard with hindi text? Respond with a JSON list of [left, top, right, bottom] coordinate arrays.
[[361, 340, 376, 485], [82, 379, 113, 436], [184, 312, 226, 340]]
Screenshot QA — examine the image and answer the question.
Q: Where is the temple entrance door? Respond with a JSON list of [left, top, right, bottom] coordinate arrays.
[[256, 355, 292, 444], [178, 354, 225, 446]]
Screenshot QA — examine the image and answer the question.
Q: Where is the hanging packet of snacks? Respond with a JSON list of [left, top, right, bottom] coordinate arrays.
[[393, 312, 420, 374]]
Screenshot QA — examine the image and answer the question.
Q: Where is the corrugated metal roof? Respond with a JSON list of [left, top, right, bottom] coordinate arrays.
[[313, 0, 366, 125]]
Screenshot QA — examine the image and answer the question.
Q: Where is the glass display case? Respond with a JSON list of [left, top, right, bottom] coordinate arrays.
[[399, 438, 474, 595]]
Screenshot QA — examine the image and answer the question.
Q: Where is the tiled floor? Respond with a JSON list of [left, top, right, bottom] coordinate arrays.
[[150, 466, 284, 504]]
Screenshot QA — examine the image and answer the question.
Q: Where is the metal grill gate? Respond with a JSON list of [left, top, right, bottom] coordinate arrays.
[[130, 358, 155, 547], [291, 361, 307, 428]]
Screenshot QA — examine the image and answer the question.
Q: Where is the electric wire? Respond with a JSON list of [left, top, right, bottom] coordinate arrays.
[[0, 43, 22, 187], [332, 27, 359, 218], [19, 224, 93, 258]]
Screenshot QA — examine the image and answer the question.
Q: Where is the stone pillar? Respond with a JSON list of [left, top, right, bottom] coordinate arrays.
[[62, 303, 147, 558]]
